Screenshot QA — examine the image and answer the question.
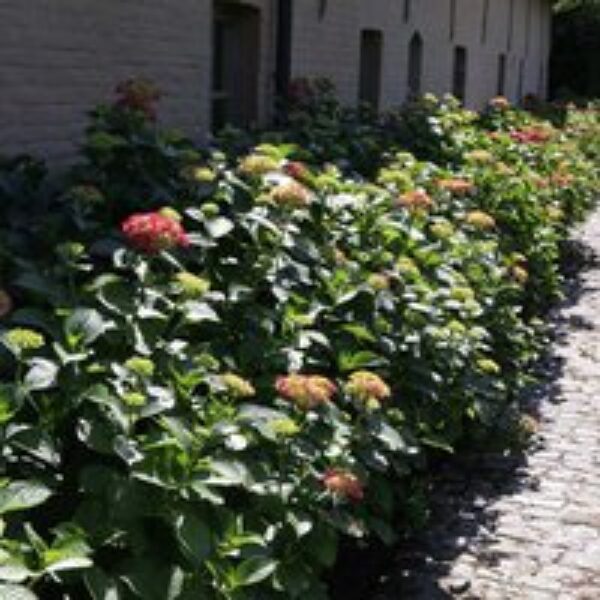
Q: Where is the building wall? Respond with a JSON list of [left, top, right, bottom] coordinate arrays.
[[0, 0, 552, 163], [289, 0, 553, 110], [0, 0, 212, 163], [290, 0, 361, 106]]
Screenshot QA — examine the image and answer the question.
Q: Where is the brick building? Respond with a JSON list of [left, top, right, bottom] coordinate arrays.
[[0, 0, 552, 162]]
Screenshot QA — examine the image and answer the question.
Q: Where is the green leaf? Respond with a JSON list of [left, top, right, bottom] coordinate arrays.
[[12, 272, 65, 305], [43, 527, 93, 574], [0, 481, 53, 516], [421, 434, 454, 454], [0, 549, 34, 583], [287, 512, 313, 539], [64, 308, 110, 347], [232, 556, 278, 588], [174, 511, 212, 565], [7, 426, 61, 467], [338, 350, 386, 372], [307, 527, 338, 568], [205, 217, 235, 239], [372, 420, 406, 452], [341, 323, 377, 343], [121, 561, 185, 600], [0, 385, 23, 425], [182, 301, 220, 324], [204, 460, 251, 488], [86, 568, 121, 600], [23, 359, 59, 392], [0, 584, 38, 600]]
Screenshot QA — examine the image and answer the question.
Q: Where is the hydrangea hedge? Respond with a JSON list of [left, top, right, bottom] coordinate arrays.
[[0, 80, 598, 599]]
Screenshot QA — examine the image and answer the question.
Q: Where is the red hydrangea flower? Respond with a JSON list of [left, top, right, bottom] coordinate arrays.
[[115, 78, 161, 121], [322, 469, 365, 503], [283, 161, 311, 182], [121, 212, 190, 254], [509, 127, 552, 144]]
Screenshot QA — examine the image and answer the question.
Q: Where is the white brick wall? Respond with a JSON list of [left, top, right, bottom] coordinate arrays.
[[290, 0, 362, 106], [0, 0, 212, 163], [0, 0, 553, 163], [290, 0, 553, 110]]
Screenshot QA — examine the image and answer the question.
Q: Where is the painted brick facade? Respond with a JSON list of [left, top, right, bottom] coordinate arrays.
[[291, 0, 552, 110], [0, 0, 552, 163], [0, 0, 213, 162]]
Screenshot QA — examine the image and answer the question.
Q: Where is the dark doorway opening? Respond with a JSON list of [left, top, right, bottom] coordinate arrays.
[[212, 2, 261, 131], [358, 29, 383, 109], [407, 32, 423, 99], [452, 45, 468, 102], [497, 53, 507, 96]]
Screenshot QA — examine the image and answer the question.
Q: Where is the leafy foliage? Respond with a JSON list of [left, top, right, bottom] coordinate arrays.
[[0, 83, 598, 598]]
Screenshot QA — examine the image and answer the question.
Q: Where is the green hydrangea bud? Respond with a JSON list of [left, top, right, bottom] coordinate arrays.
[[3, 328, 45, 353], [201, 203, 220, 218], [125, 356, 155, 378], [122, 392, 147, 407], [269, 418, 301, 437], [476, 358, 501, 375], [221, 373, 255, 398], [174, 272, 211, 298], [159, 207, 182, 222]]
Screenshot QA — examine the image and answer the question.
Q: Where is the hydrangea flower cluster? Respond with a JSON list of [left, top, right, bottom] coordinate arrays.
[[238, 154, 280, 177], [121, 212, 190, 254], [283, 161, 311, 183], [3, 328, 45, 352], [275, 374, 337, 410], [488, 96, 510, 110], [221, 373, 256, 399], [174, 272, 211, 298], [322, 469, 365, 503], [125, 356, 156, 378], [436, 178, 474, 195], [269, 181, 312, 208], [115, 78, 161, 121], [397, 189, 434, 211], [345, 371, 391, 404], [465, 210, 496, 230], [509, 127, 552, 144]]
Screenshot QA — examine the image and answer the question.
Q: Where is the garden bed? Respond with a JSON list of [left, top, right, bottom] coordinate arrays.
[[0, 81, 598, 599]]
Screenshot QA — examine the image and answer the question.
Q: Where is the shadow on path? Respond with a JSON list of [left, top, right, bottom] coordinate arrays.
[[364, 235, 600, 599]]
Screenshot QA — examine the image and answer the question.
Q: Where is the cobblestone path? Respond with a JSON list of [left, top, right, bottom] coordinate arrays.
[[376, 210, 600, 599]]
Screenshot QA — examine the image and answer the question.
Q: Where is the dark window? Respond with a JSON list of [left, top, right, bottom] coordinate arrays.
[[481, 0, 489, 43], [358, 30, 383, 109], [275, 0, 293, 98], [403, 0, 411, 23], [497, 53, 507, 95], [452, 45, 468, 102], [518, 58, 525, 101], [212, 2, 261, 131], [450, 0, 457, 40], [407, 32, 424, 99]]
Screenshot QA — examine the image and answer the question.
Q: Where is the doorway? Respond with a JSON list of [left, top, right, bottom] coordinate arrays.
[[212, 2, 261, 131]]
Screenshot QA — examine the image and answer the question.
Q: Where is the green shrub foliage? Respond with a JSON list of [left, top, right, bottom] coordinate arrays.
[[0, 82, 598, 598]]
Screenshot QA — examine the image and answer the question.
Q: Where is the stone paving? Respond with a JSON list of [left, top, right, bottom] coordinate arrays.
[[376, 210, 600, 599]]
